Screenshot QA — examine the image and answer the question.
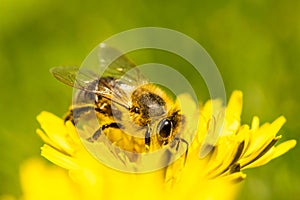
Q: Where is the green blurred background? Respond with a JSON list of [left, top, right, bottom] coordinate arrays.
[[0, 0, 299, 199]]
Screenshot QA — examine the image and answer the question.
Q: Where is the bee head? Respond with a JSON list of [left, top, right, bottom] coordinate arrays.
[[129, 84, 182, 148]]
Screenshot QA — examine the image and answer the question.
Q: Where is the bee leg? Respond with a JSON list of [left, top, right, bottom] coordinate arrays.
[[87, 129, 101, 142], [87, 122, 122, 143], [64, 109, 74, 124], [145, 126, 151, 151], [173, 137, 189, 165], [164, 138, 189, 186], [64, 105, 95, 124]]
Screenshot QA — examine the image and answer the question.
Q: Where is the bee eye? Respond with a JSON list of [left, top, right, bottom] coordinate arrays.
[[132, 107, 140, 114], [157, 119, 173, 138]]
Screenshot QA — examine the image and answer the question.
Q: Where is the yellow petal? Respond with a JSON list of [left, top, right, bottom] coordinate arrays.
[[37, 111, 76, 154], [65, 120, 81, 145], [19, 158, 81, 200], [270, 116, 287, 135], [272, 139, 297, 159], [36, 129, 60, 150], [41, 144, 80, 170], [242, 147, 275, 169], [226, 90, 242, 124], [240, 135, 281, 168], [37, 111, 66, 135], [30, 89, 296, 200], [251, 116, 260, 130], [244, 117, 286, 159]]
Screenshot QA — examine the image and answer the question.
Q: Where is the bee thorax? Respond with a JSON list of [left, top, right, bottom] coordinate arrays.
[[130, 88, 166, 126]]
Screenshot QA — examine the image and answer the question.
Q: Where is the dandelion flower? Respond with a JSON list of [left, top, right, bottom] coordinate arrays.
[[30, 91, 296, 200]]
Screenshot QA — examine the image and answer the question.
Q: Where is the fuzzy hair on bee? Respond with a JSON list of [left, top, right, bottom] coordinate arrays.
[[50, 44, 188, 156]]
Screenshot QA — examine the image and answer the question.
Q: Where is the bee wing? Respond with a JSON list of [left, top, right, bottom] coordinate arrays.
[[96, 44, 148, 108], [51, 45, 147, 109], [50, 66, 131, 108], [98, 43, 147, 86], [50, 66, 100, 93]]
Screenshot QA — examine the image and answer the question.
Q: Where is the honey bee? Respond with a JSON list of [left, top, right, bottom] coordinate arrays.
[[50, 44, 188, 155]]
